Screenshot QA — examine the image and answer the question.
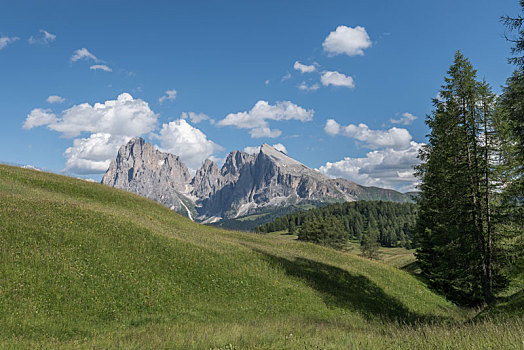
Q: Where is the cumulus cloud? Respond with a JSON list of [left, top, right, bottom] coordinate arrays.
[[218, 100, 314, 138], [243, 146, 260, 154], [90, 64, 112, 72], [63, 133, 130, 174], [298, 81, 320, 91], [244, 143, 287, 155], [294, 61, 316, 73], [24, 93, 223, 175], [181, 111, 214, 124], [319, 141, 423, 192], [390, 112, 417, 125], [24, 93, 159, 174], [71, 48, 98, 62], [47, 95, 65, 104], [272, 143, 288, 154], [22, 164, 41, 171], [23, 108, 57, 130], [154, 119, 222, 170], [324, 118, 340, 135], [324, 119, 412, 150], [28, 29, 56, 45], [322, 25, 372, 57], [47, 93, 157, 138], [320, 71, 355, 88], [0, 35, 19, 50], [159, 89, 177, 103]]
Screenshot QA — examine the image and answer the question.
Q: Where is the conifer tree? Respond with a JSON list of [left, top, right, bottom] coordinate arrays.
[[360, 222, 381, 260], [415, 52, 503, 306]]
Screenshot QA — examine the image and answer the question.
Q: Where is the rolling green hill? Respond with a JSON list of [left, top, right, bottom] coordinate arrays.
[[0, 164, 521, 349]]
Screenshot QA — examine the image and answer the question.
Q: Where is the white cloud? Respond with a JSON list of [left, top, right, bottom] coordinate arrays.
[[318, 142, 423, 192], [154, 119, 222, 170], [390, 112, 417, 125], [321, 71, 355, 88], [23, 108, 57, 130], [281, 72, 291, 81], [324, 118, 340, 136], [294, 61, 316, 73], [244, 143, 287, 155], [265, 80, 270, 85], [28, 29, 56, 45], [181, 112, 214, 124], [159, 89, 177, 103], [0, 35, 19, 50], [63, 133, 130, 174], [324, 119, 413, 150], [24, 93, 159, 174], [90, 64, 112, 72], [71, 48, 98, 62], [25, 93, 157, 138], [218, 100, 314, 138], [322, 25, 372, 57], [22, 164, 41, 171], [47, 95, 65, 104], [272, 143, 287, 154], [244, 146, 260, 154], [298, 81, 320, 91]]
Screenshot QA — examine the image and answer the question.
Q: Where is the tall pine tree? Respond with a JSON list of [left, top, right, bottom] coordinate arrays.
[[415, 51, 504, 306]]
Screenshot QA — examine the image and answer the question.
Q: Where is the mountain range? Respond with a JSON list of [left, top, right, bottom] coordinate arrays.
[[101, 137, 414, 224]]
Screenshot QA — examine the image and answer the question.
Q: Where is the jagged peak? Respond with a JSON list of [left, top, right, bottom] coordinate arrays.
[[221, 150, 254, 175], [259, 143, 301, 165], [123, 137, 147, 150], [129, 136, 145, 144], [199, 159, 219, 172]]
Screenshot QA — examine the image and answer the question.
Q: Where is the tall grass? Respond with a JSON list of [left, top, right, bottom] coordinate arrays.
[[0, 165, 521, 349]]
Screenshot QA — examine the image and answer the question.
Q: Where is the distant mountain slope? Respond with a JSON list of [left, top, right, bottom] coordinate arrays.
[[102, 138, 414, 222]]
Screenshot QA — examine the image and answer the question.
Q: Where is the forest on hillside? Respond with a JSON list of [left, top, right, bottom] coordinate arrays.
[[255, 201, 417, 249]]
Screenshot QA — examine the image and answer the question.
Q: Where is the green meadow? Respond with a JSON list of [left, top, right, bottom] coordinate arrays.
[[0, 164, 522, 349]]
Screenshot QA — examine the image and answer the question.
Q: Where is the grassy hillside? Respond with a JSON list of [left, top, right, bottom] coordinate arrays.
[[0, 164, 522, 349]]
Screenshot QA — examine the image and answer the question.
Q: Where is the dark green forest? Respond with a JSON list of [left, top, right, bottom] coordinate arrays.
[[255, 201, 417, 249]]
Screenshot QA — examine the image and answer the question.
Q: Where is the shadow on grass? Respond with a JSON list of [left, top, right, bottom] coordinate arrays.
[[256, 250, 449, 325], [401, 261, 431, 286]]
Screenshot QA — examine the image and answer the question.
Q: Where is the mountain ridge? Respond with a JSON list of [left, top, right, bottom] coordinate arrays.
[[102, 137, 414, 223]]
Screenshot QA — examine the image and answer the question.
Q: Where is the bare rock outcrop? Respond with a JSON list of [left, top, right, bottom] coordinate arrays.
[[102, 137, 193, 215], [102, 138, 411, 221]]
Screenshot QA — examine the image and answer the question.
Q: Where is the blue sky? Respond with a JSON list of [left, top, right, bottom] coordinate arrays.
[[0, 0, 520, 191]]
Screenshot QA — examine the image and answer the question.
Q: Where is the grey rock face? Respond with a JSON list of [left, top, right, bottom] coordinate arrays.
[[102, 138, 411, 221], [101, 137, 193, 215], [190, 159, 222, 200], [198, 144, 358, 218]]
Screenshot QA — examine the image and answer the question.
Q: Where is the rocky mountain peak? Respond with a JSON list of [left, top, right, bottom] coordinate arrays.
[[259, 143, 300, 165], [102, 138, 412, 221], [201, 159, 220, 173], [191, 159, 222, 200], [102, 137, 193, 214], [221, 150, 254, 177]]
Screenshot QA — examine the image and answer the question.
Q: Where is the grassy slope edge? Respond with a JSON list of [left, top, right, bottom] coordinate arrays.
[[0, 165, 521, 349]]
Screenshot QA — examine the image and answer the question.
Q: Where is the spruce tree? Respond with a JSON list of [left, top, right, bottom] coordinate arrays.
[[360, 222, 380, 260], [501, 1, 524, 68], [415, 52, 503, 306], [494, 69, 524, 284]]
